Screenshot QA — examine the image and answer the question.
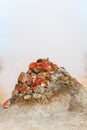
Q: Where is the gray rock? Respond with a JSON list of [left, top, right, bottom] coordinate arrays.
[[24, 95, 31, 100], [18, 72, 30, 83], [58, 68, 71, 77], [33, 93, 42, 99], [34, 85, 46, 94]]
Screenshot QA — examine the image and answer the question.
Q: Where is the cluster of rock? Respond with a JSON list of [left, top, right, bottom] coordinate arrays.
[[3, 58, 78, 108], [1, 58, 87, 130]]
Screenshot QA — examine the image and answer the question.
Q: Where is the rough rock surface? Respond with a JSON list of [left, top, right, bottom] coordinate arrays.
[[0, 58, 87, 130]]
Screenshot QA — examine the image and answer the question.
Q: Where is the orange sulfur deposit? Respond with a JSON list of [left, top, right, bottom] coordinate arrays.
[[3, 58, 77, 109]]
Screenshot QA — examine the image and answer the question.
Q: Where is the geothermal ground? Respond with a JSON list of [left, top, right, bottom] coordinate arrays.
[[0, 86, 87, 130], [0, 58, 87, 130]]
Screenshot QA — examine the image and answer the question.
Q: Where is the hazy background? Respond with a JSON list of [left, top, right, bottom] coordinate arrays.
[[0, 0, 87, 101]]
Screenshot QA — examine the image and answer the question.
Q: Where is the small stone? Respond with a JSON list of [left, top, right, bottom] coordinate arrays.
[[34, 85, 46, 94], [3, 99, 11, 109], [26, 69, 32, 74], [70, 77, 78, 84], [34, 86, 40, 93], [33, 93, 42, 99], [63, 77, 70, 81], [24, 95, 31, 100], [18, 72, 25, 82], [26, 88, 32, 94], [33, 78, 45, 86], [26, 77, 33, 86], [31, 72, 37, 79], [19, 86, 28, 92], [29, 62, 37, 70], [39, 86, 46, 93], [36, 58, 43, 63], [58, 68, 70, 77], [37, 73, 46, 80], [41, 83, 46, 87], [12, 89, 18, 96], [18, 72, 30, 83], [50, 74, 58, 80], [45, 80, 50, 85]]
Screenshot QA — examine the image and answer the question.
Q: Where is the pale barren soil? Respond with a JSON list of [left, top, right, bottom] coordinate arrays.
[[0, 78, 87, 130], [0, 87, 87, 130]]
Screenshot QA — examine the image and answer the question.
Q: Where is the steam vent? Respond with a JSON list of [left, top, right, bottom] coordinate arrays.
[[1, 58, 87, 130]]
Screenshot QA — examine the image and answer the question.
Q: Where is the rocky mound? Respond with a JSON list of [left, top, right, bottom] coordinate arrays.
[[1, 58, 87, 130], [3, 58, 84, 111]]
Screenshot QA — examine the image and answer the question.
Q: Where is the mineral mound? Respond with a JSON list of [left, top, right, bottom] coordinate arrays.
[[3, 58, 85, 111], [1, 58, 87, 130]]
